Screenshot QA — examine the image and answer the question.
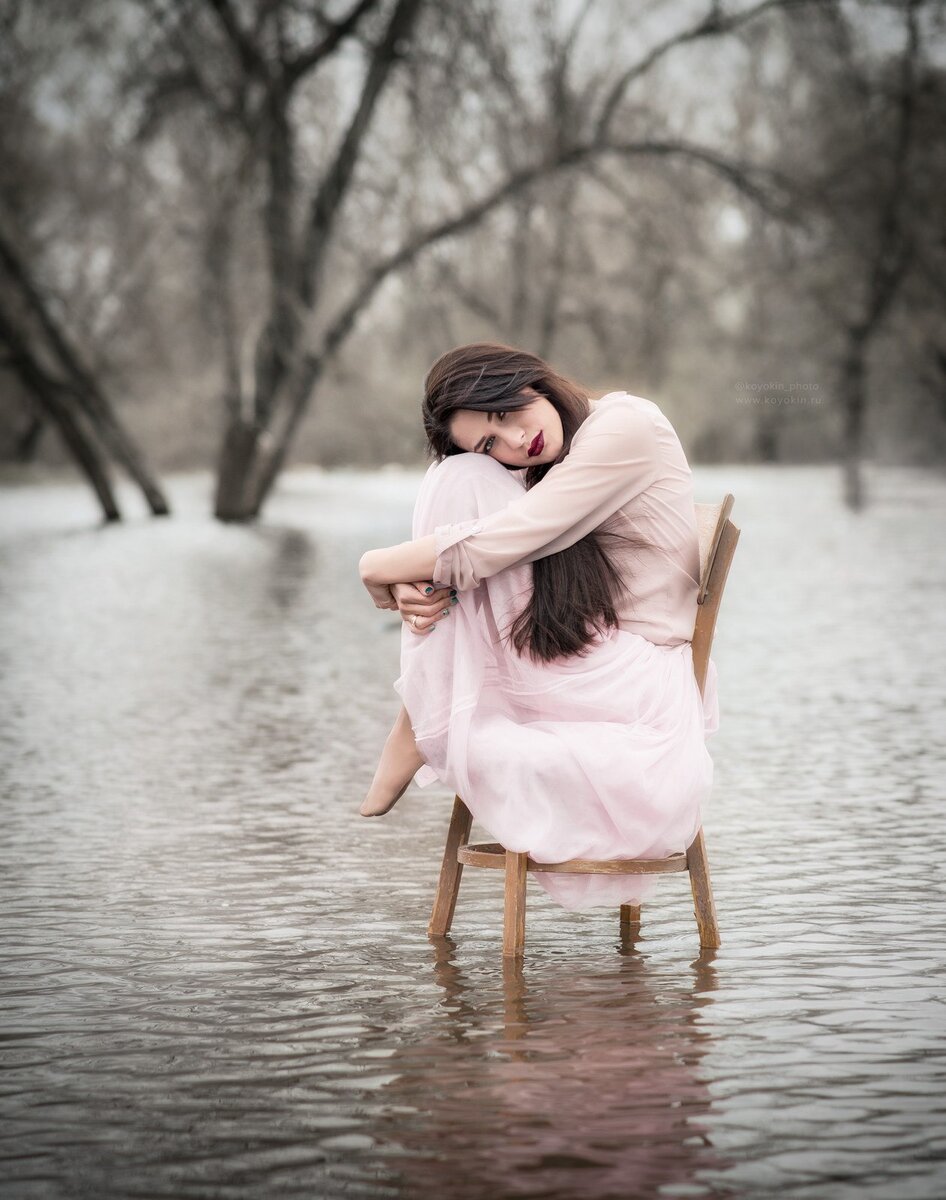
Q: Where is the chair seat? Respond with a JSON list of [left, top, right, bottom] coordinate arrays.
[[457, 842, 690, 874]]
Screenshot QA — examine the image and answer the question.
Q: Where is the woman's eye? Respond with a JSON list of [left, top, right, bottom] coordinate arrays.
[[482, 412, 506, 454]]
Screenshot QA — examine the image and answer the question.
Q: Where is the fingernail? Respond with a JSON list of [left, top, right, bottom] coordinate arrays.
[[424, 586, 433, 594], [450, 596, 459, 605], [450, 589, 457, 596]]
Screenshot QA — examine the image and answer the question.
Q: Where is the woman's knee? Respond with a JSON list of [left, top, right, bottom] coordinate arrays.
[[420, 453, 526, 523], [430, 453, 525, 496]]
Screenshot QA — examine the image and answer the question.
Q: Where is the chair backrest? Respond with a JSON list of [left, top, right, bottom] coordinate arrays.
[[691, 494, 739, 697]]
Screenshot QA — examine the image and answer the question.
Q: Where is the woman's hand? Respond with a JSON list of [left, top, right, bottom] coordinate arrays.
[[363, 579, 399, 610], [391, 581, 457, 635], [360, 550, 399, 610], [360, 549, 455, 628]]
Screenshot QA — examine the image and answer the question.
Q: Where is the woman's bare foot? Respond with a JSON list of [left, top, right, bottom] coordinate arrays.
[[359, 705, 426, 817]]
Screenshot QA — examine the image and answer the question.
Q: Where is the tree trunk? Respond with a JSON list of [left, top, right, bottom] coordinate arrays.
[[213, 356, 323, 520], [536, 176, 579, 360], [48, 397, 121, 521], [214, 416, 263, 521], [0, 301, 121, 519], [753, 411, 781, 463], [839, 328, 867, 510], [78, 388, 171, 516], [15, 410, 44, 462], [11, 372, 119, 520], [46, 394, 121, 521], [250, 356, 324, 513]]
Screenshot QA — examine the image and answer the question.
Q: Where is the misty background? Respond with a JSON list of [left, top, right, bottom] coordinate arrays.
[[1, 0, 944, 521]]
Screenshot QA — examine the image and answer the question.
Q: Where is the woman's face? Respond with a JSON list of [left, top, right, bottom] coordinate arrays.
[[448, 388, 565, 467]]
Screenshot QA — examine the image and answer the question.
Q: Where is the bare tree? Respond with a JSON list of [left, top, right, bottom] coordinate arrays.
[[833, 1, 926, 508], [0, 213, 170, 516], [134, 0, 425, 518], [777, 0, 942, 505], [138, 0, 817, 520]]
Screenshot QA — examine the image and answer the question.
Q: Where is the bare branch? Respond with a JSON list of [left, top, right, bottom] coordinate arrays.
[[205, 0, 271, 81], [603, 139, 797, 220], [320, 134, 793, 358], [433, 258, 505, 326], [593, 0, 833, 141], [544, 0, 596, 151], [284, 0, 381, 86], [298, 0, 424, 307], [321, 159, 550, 357], [135, 0, 242, 129]]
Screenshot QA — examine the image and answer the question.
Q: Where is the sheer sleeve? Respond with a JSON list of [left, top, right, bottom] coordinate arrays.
[[432, 402, 662, 591]]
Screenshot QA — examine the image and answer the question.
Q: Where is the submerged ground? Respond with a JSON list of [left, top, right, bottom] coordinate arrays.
[[1, 463, 944, 1199]]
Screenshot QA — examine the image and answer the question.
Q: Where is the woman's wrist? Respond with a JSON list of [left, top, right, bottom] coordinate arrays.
[[359, 535, 439, 587], [359, 549, 383, 586]]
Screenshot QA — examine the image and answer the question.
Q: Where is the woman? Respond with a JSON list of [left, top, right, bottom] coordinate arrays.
[[357, 343, 719, 911]]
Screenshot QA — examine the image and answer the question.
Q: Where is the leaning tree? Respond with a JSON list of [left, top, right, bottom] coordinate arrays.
[[0, 6, 170, 520]]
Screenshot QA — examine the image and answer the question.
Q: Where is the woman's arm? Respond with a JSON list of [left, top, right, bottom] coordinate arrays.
[[431, 402, 661, 591], [360, 400, 661, 593], [359, 534, 439, 588]]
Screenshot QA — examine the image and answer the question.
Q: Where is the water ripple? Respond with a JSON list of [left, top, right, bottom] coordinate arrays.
[[1, 465, 945, 1198]]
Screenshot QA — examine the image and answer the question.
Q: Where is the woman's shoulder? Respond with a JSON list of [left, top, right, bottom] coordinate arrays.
[[583, 391, 695, 484], [577, 391, 665, 451], [587, 390, 665, 426]]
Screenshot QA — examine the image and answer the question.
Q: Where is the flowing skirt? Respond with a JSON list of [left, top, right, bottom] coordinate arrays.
[[393, 453, 720, 912]]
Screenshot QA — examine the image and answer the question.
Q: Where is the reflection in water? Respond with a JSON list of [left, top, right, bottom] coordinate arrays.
[[263, 527, 318, 612], [371, 938, 732, 1199]]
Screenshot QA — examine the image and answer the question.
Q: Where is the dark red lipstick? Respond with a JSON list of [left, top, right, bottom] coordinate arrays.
[[528, 431, 544, 457]]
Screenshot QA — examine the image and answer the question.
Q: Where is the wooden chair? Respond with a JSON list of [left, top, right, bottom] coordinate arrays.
[[428, 494, 740, 959]]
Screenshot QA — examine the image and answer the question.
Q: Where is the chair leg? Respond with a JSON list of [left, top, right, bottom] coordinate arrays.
[[686, 826, 721, 949], [620, 904, 641, 934], [428, 795, 473, 937], [503, 851, 528, 959]]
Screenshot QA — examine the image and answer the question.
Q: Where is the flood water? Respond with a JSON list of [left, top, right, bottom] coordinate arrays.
[[1, 463, 945, 1199]]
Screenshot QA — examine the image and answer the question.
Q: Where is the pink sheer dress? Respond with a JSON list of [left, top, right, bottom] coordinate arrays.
[[393, 392, 720, 911]]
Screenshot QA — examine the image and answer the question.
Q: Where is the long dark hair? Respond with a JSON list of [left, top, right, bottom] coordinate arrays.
[[423, 342, 652, 664]]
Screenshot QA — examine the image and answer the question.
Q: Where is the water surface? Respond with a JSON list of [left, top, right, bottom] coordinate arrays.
[[1, 464, 945, 1198]]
